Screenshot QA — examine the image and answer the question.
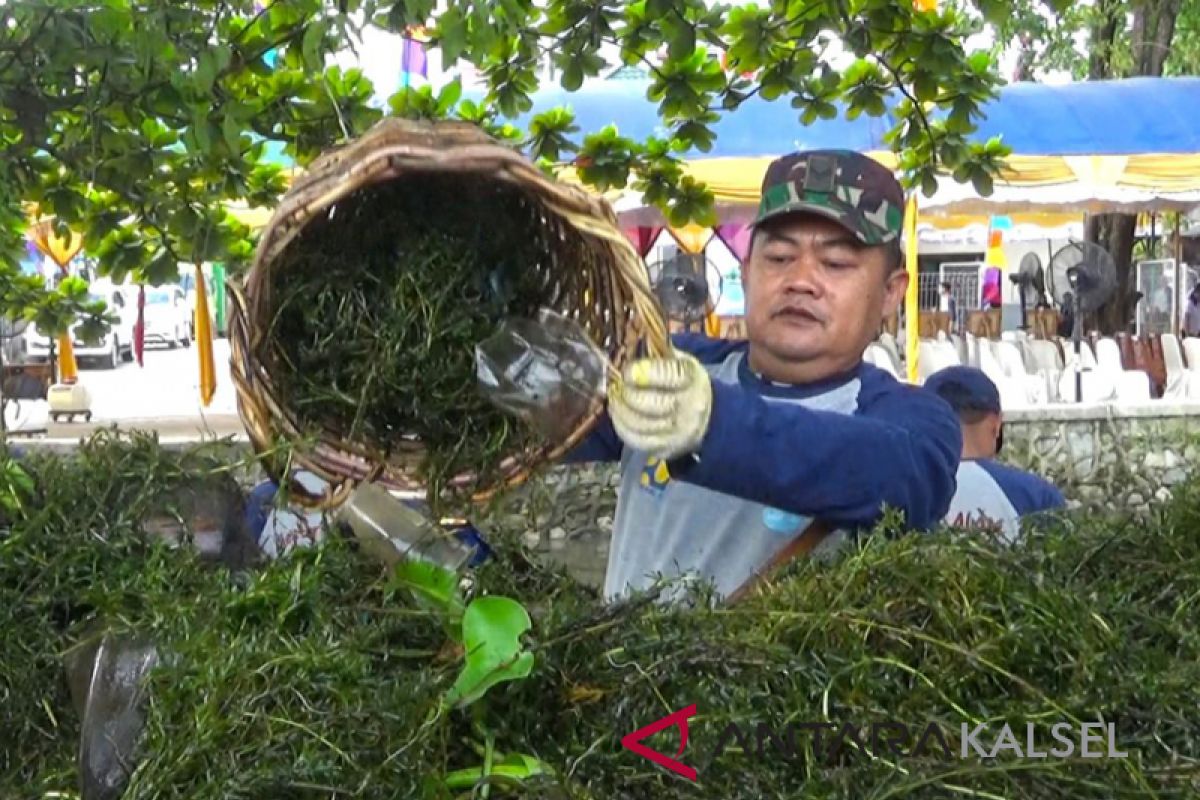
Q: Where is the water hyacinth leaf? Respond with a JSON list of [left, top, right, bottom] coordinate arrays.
[[444, 596, 534, 709], [2, 459, 36, 507], [443, 752, 553, 788], [388, 559, 466, 619]]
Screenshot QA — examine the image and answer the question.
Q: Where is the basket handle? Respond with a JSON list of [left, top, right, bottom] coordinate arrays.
[[545, 196, 674, 362]]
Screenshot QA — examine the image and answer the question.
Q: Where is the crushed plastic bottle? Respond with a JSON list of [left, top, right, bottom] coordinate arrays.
[[64, 630, 160, 800], [475, 308, 608, 443]]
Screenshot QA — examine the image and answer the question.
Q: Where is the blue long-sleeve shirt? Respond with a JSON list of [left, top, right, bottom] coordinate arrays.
[[567, 334, 962, 601]]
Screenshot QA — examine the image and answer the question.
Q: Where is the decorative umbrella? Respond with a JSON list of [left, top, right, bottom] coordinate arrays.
[[194, 265, 216, 406], [134, 285, 146, 367], [28, 217, 83, 384]]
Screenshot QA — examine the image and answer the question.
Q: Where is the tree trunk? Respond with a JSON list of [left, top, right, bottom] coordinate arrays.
[[1086, 0, 1123, 79], [1012, 33, 1036, 82], [1130, 0, 1182, 75], [1086, 213, 1138, 332], [1085, 0, 1180, 333]]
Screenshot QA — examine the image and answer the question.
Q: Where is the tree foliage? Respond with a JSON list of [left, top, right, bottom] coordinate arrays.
[[1, 0, 1011, 297], [990, 0, 1199, 81], [985, 0, 1193, 332]]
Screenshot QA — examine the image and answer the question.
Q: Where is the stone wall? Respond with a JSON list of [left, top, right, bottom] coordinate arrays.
[[1001, 402, 1200, 513]]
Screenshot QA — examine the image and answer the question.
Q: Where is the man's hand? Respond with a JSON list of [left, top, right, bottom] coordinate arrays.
[[609, 353, 713, 460]]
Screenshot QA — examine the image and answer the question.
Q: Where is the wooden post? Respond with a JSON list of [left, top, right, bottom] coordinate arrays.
[[1175, 214, 1184, 335]]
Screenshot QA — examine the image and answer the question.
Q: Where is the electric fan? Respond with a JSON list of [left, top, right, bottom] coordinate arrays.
[[646, 251, 725, 332], [1046, 241, 1118, 402], [1008, 252, 1048, 331]]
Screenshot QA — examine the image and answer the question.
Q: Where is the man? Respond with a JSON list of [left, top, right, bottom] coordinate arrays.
[[925, 365, 1064, 543], [243, 471, 333, 559], [568, 149, 963, 603], [938, 281, 958, 330], [1183, 285, 1200, 337]]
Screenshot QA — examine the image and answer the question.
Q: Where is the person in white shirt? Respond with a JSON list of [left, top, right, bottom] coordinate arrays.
[[1183, 286, 1200, 337], [925, 366, 1065, 543], [938, 281, 957, 322]]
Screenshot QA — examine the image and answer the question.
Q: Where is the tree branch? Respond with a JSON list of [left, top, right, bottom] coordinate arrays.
[[873, 54, 936, 159]]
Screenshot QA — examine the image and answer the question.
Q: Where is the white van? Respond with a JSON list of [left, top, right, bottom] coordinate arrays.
[[140, 285, 192, 349], [24, 280, 139, 369]]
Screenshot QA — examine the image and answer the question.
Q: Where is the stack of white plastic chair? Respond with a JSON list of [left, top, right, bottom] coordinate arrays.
[[865, 343, 900, 379], [1057, 337, 1099, 370], [1057, 339, 1116, 403], [948, 332, 968, 366], [916, 339, 960, 383], [877, 331, 904, 375], [1160, 334, 1197, 399], [964, 332, 982, 368], [1181, 336, 1200, 377], [993, 340, 1050, 404], [1093, 338, 1152, 402], [975, 339, 1033, 409], [1020, 339, 1065, 402]]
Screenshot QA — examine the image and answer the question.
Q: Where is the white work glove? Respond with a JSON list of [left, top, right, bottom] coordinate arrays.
[[609, 353, 713, 461]]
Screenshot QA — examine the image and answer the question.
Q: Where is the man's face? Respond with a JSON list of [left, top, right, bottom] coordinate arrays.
[[743, 214, 907, 375]]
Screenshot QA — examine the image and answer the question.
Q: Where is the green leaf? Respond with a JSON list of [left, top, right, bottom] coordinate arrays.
[[972, 172, 995, 197], [387, 560, 466, 620], [192, 111, 213, 153], [437, 7, 468, 64], [302, 18, 329, 72], [914, 74, 938, 103], [443, 596, 535, 709], [921, 173, 939, 197], [443, 753, 553, 789], [668, 22, 696, 61], [437, 77, 463, 114], [3, 460, 35, 500], [561, 60, 584, 91], [977, 0, 1010, 25], [222, 113, 242, 154], [194, 52, 217, 95]]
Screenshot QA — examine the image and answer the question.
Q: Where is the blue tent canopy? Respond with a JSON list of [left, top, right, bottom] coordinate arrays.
[[465, 79, 895, 157], [467, 76, 1200, 159], [975, 78, 1200, 156]]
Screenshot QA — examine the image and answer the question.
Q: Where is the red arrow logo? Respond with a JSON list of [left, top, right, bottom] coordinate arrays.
[[620, 704, 698, 781]]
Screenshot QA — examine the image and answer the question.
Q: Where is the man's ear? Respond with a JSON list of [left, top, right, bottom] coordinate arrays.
[[882, 264, 908, 317]]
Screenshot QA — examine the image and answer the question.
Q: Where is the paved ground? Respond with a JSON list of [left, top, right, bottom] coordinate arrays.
[[6, 338, 248, 443]]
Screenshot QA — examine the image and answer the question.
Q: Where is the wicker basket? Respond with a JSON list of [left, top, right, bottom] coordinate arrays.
[[228, 117, 669, 509]]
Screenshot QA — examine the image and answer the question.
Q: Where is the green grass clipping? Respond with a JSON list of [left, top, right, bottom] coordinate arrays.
[[3, 432, 1200, 799]]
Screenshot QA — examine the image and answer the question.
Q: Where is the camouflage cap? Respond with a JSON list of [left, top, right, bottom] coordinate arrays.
[[754, 150, 905, 246]]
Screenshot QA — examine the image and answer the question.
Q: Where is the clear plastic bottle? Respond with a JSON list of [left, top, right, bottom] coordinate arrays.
[[334, 483, 479, 573]]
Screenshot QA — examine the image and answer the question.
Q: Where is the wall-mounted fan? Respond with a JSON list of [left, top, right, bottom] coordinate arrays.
[[1008, 252, 1047, 330], [646, 251, 724, 330], [1046, 240, 1118, 402]]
